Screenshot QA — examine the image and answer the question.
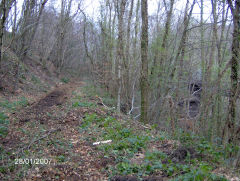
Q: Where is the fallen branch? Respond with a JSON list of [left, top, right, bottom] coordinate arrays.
[[96, 96, 115, 110], [93, 140, 112, 145], [132, 118, 151, 129], [141, 124, 151, 129]]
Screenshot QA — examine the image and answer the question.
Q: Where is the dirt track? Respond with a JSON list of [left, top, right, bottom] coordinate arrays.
[[1, 80, 110, 180], [2, 80, 237, 181]]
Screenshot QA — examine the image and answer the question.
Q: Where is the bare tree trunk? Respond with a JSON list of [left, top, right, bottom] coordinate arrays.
[[170, 0, 196, 79], [123, 0, 134, 112], [11, 0, 17, 51], [17, 0, 47, 62], [203, 0, 218, 139], [151, 0, 174, 77], [133, 0, 140, 60], [28, 0, 48, 49], [212, 0, 227, 140], [150, 0, 174, 102], [116, 0, 126, 112], [140, 0, 149, 123], [129, 0, 140, 113], [0, 0, 6, 69], [223, 0, 240, 146], [160, 0, 174, 67], [55, 0, 73, 75]]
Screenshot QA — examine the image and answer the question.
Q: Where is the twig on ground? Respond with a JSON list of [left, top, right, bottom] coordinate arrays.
[[17, 128, 61, 154], [96, 96, 115, 110]]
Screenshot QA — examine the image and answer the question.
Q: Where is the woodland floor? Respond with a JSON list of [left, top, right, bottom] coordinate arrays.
[[0, 78, 239, 181]]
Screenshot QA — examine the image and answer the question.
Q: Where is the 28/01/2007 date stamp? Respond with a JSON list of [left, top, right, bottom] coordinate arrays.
[[15, 158, 52, 165]]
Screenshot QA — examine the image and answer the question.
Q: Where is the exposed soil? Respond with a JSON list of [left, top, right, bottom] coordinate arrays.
[[1, 79, 239, 181], [15, 83, 76, 124], [167, 146, 202, 163], [0, 80, 111, 180], [34, 90, 65, 108]]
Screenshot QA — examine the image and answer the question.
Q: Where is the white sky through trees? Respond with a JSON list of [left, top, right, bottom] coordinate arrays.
[[15, 0, 213, 21]]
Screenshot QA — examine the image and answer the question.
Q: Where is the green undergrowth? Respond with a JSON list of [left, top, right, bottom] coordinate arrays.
[[0, 96, 28, 112], [60, 77, 70, 84], [78, 112, 228, 180], [0, 119, 74, 180], [177, 131, 240, 167], [82, 79, 116, 107], [31, 75, 41, 84], [71, 90, 97, 109], [72, 101, 96, 108], [0, 96, 29, 140], [0, 112, 9, 138]]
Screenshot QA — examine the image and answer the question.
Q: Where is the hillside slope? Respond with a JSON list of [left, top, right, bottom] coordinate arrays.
[[0, 76, 239, 180]]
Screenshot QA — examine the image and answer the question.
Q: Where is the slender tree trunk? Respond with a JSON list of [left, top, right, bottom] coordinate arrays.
[[170, 0, 196, 79], [214, 0, 227, 139], [200, 0, 205, 82], [133, 0, 140, 60], [140, 0, 149, 123], [11, 0, 17, 52], [28, 0, 48, 49], [124, 0, 134, 111], [0, 0, 6, 69], [116, 0, 126, 112], [55, 0, 73, 75], [160, 0, 174, 68], [151, 0, 174, 93]]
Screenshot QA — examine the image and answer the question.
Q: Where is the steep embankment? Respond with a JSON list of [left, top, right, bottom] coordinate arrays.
[[0, 49, 58, 98], [0, 76, 239, 180]]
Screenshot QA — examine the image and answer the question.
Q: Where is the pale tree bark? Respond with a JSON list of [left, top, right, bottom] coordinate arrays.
[[116, 0, 127, 112], [133, 0, 140, 60], [107, 0, 116, 76], [111, 3, 117, 76], [129, 0, 140, 113], [107, 0, 117, 94], [140, 0, 149, 123], [124, 0, 134, 111], [200, 0, 205, 79]]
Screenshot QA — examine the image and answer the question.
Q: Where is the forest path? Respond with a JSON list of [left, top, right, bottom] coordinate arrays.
[[1, 79, 238, 181], [1, 79, 109, 180]]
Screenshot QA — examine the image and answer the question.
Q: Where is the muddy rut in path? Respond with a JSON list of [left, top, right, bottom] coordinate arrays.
[[2, 80, 109, 180], [24, 81, 109, 180], [34, 90, 65, 109], [18, 83, 78, 124]]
